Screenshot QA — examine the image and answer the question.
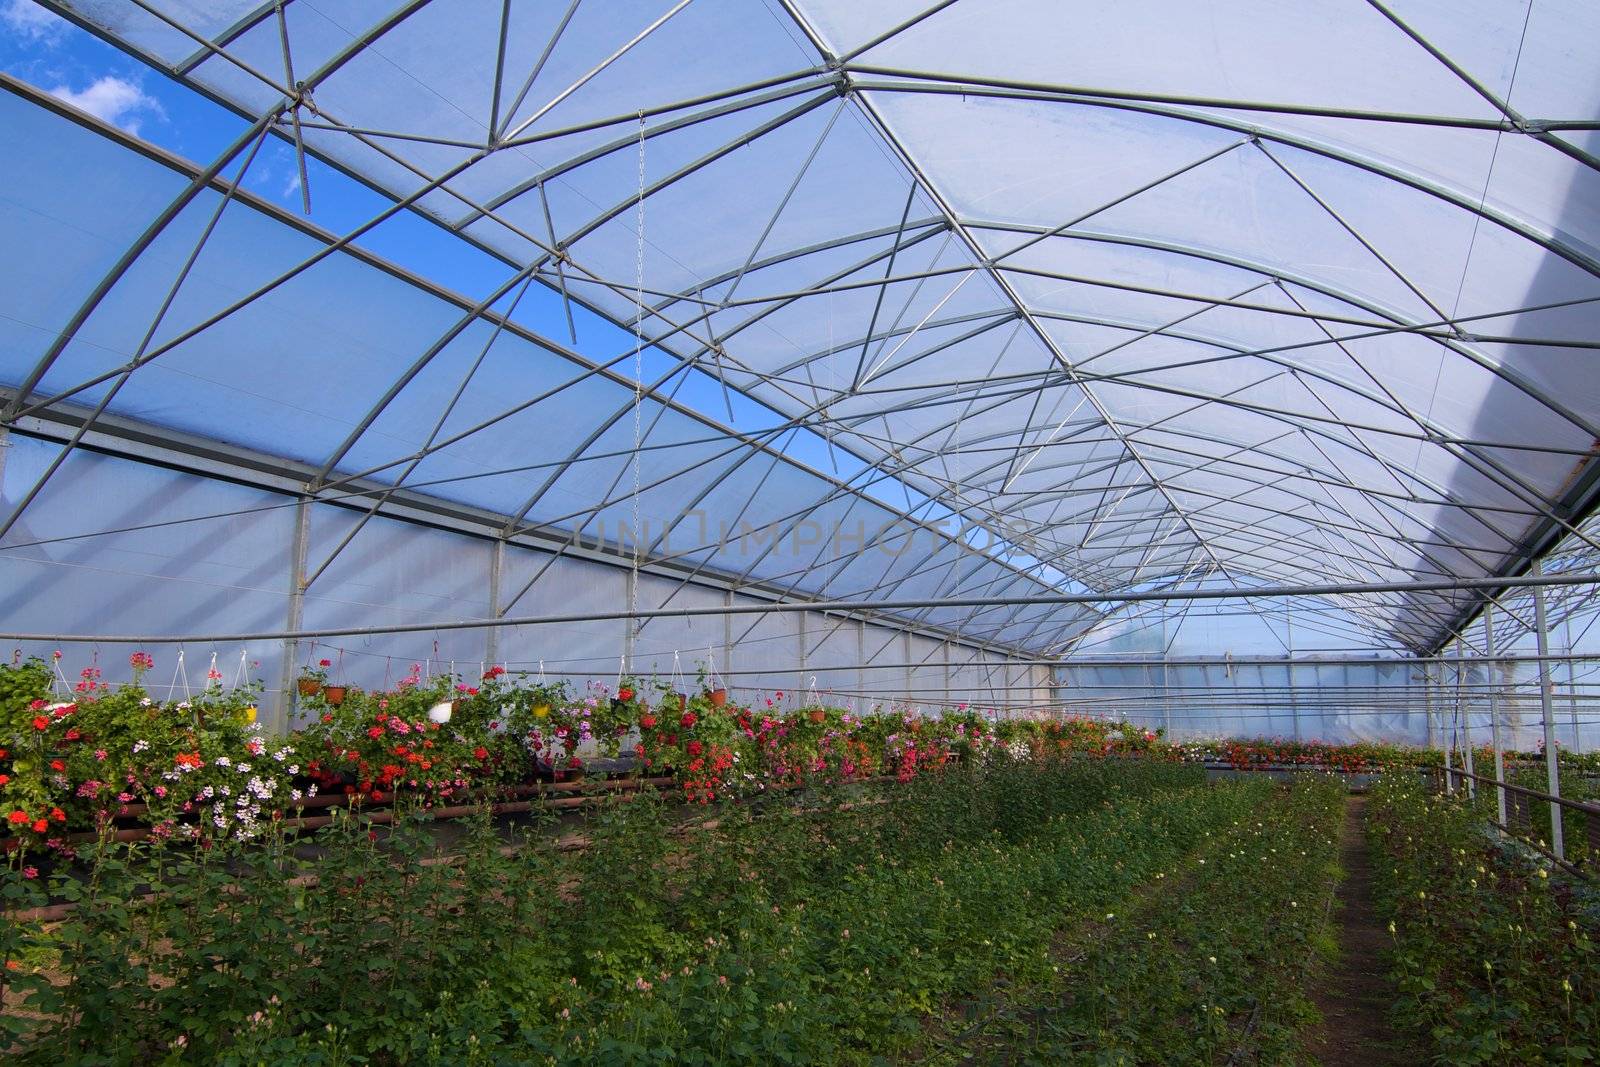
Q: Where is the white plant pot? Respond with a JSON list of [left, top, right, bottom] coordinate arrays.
[[427, 700, 455, 725]]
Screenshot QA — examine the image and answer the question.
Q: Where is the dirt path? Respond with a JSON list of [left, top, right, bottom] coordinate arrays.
[[1305, 796, 1413, 1066]]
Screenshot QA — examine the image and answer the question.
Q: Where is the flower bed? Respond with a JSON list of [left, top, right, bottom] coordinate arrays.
[[0, 654, 290, 857], [1181, 737, 1600, 776], [1368, 773, 1600, 1063], [1180, 737, 1442, 773], [0, 655, 1172, 862]]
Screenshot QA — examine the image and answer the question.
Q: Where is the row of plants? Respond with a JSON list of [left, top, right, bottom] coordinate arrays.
[[0, 654, 1170, 859], [1367, 772, 1600, 1064], [923, 776, 1346, 1064], [1181, 736, 1600, 775], [1179, 737, 1442, 772], [1, 755, 1231, 1063]]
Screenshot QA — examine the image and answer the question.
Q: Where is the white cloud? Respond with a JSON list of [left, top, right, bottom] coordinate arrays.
[[48, 75, 164, 136], [1, 0, 66, 42]]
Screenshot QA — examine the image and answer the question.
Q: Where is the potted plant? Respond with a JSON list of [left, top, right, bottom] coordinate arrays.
[[297, 659, 331, 697]]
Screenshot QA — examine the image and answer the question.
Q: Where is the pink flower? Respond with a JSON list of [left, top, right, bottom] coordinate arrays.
[[22, 866, 38, 880], [94, 749, 108, 761]]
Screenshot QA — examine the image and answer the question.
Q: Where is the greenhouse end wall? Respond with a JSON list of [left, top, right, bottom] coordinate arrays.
[[0, 431, 1051, 729]]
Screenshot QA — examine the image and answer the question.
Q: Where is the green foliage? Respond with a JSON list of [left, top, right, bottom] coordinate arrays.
[[2, 758, 1239, 1064], [923, 777, 1346, 1065], [1369, 773, 1600, 1064]]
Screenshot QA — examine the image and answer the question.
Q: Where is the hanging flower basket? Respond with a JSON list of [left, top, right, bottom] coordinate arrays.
[[322, 685, 348, 707], [297, 678, 322, 697], [707, 688, 728, 708], [808, 708, 827, 725]]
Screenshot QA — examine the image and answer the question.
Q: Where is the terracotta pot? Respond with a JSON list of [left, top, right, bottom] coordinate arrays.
[[297, 678, 322, 697], [808, 709, 827, 725], [707, 688, 728, 708], [322, 685, 347, 707], [675, 693, 688, 713]]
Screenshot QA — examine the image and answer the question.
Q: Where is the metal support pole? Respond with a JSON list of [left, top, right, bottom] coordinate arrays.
[[1486, 604, 1507, 828], [1565, 614, 1582, 753], [943, 638, 952, 708], [1436, 662, 1454, 792], [856, 618, 867, 713], [722, 588, 734, 694], [1424, 661, 1437, 751], [1532, 558, 1565, 860], [486, 539, 504, 667], [276, 496, 312, 734], [1286, 612, 1301, 741], [903, 630, 914, 708], [1161, 654, 1173, 738], [1459, 635, 1475, 799], [796, 610, 808, 707]]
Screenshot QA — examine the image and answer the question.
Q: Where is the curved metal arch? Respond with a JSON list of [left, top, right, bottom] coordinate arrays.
[[837, 356, 1561, 592], [852, 78, 1600, 280], [823, 317, 1570, 524], [970, 224, 1600, 441]]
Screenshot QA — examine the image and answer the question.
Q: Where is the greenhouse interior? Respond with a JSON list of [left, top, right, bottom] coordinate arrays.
[[1, 0, 1598, 1062]]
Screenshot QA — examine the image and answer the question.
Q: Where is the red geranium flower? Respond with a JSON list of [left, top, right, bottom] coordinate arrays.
[[49, 760, 65, 772], [473, 746, 489, 760], [687, 740, 704, 757], [31, 716, 49, 732], [367, 727, 384, 739], [6, 811, 27, 825], [319, 659, 332, 668], [31, 820, 47, 834], [640, 714, 657, 729], [49, 808, 65, 823], [680, 711, 697, 729]]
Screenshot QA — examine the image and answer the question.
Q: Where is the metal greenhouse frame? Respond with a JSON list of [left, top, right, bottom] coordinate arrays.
[[2, 0, 1599, 815]]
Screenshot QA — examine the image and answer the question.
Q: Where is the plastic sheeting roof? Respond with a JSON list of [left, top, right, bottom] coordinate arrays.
[[5, 0, 1600, 655]]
